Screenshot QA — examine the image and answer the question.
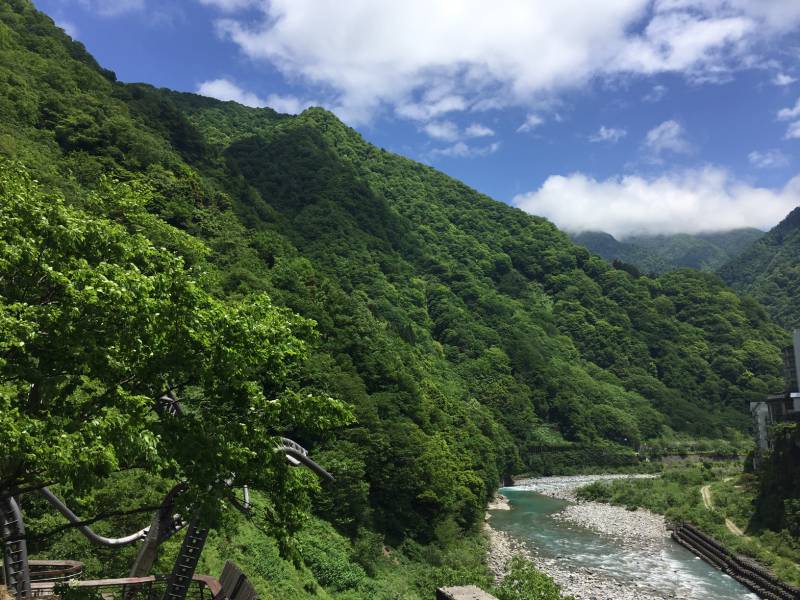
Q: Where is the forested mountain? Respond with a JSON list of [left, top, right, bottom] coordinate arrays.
[[572, 229, 763, 275], [0, 2, 791, 598], [718, 207, 800, 329]]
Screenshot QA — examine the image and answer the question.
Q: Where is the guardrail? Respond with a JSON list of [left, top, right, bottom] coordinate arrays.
[[29, 560, 83, 583], [672, 522, 800, 600], [24, 561, 256, 600], [29, 574, 218, 600]]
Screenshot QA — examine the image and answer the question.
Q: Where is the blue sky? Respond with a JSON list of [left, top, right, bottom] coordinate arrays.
[[34, 0, 800, 237]]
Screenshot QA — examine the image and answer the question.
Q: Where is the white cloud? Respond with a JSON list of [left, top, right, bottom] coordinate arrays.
[[513, 168, 800, 237], [421, 121, 497, 157], [517, 114, 544, 133], [396, 95, 467, 121], [196, 78, 264, 107], [212, 1, 800, 123], [778, 98, 800, 121], [57, 19, 79, 37], [196, 79, 313, 113], [464, 123, 495, 138], [432, 141, 501, 159], [774, 73, 797, 86], [423, 121, 460, 142], [590, 126, 627, 143], [423, 121, 494, 143], [644, 120, 691, 155], [198, 0, 255, 11], [613, 9, 753, 77], [78, 0, 144, 17], [643, 84, 667, 102], [778, 98, 800, 140], [264, 93, 313, 114], [748, 149, 789, 169]]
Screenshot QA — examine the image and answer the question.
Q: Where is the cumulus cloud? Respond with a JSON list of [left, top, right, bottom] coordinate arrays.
[[264, 93, 314, 114], [198, 0, 255, 11], [778, 98, 800, 140], [749, 149, 789, 169], [465, 123, 495, 138], [590, 126, 627, 143], [432, 141, 501, 159], [644, 120, 691, 155], [778, 98, 800, 121], [513, 168, 800, 237], [197, 78, 264, 107], [197, 79, 313, 113], [423, 121, 460, 142], [57, 19, 79, 38], [423, 121, 495, 147], [774, 73, 797, 86], [210, 0, 800, 123], [78, 0, 144, 17], [396, 94, 467, 121], [643, 84, 667, 102], [517, 114, 544, 133]]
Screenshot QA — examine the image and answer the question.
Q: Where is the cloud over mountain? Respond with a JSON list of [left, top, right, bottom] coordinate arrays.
[[208, 0, 800, 123], [513, 168, 800, 238]]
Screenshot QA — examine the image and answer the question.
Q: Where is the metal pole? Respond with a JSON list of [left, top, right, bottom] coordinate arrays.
[[40, 487, 150, 546], [0, 497, 31, 599]]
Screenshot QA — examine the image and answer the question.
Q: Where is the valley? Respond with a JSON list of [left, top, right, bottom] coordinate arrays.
[[1, 2, 799, 599]]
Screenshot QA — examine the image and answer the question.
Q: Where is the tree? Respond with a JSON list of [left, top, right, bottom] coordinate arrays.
[[495, 557, 575, 600], [0, 162, 351, 536]]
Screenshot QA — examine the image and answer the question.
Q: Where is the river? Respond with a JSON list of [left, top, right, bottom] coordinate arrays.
[[488, 480, 759, 600]]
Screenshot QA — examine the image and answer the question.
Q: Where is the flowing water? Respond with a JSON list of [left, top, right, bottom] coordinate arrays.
[[490, 486, 759, 599]]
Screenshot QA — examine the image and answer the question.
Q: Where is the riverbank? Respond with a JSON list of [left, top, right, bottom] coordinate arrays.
[[570, 462, 800, 589], [512, 473, 658, 501], [485, 474, 743, 600], [485, 504, 670, 600], [511, 474, 667, 545]]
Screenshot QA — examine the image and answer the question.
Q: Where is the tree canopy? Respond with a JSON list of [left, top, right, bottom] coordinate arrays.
[[0, 162, 351, 534], [0, 0, 791, 569]]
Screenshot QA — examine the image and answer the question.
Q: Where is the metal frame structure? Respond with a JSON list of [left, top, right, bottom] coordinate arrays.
[[0, 435, 331, 600], [1, 496, 31, 598]]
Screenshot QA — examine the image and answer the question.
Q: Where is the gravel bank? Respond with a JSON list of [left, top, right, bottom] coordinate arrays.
[[512, 473, 658, 502], [486, 493, 511, 511], [486, 474, 677, 600], [485, 520, 670, 600], [511, 474, 667, 544]]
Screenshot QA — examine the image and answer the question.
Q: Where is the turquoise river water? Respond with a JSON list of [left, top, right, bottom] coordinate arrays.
[[490, 487, 758, 599]]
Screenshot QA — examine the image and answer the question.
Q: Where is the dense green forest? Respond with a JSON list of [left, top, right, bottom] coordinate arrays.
[[0, 2, 793, 598], [571, 229, 763, 276], [718, 207, 800, 329]]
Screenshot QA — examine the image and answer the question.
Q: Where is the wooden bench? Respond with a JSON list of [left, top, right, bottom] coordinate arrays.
[[214, 561, 258, 600]]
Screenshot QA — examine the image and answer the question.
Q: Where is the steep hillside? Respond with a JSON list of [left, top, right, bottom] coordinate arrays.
[[572, 229, 763, 275], [718, 207, 800, 329], [0, 1, 791, 597]]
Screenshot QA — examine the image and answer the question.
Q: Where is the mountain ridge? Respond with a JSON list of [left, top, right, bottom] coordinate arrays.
[[571, 228, 764, 275], [0, 2, 792, 597], [717, 206, 800, 329]]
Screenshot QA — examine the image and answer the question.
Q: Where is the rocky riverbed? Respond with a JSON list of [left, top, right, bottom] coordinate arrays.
[[512, 473, 658, 502], [485, 475, 695, 600], [512, 474, 668, 545], [485, 514, 670, 600]]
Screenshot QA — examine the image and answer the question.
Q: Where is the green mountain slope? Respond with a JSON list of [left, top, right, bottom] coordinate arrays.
[[572, 229, 763, 275], [718, 207, 800, 329], [0, 1, 791, 597]]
